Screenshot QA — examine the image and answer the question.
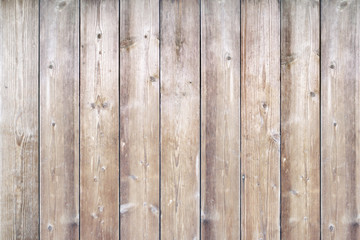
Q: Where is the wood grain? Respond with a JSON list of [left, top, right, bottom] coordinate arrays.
[[120, 0, 160, 239], [280, 0, 320, 239], [80, 1, 119, 239], [241, 0, 280, 239], [200, 0, 240, 239], [0, 0, 39, 238], [40, 0, 79, 238], [321, 0, 360, 239], [160, 0, 200, 239]]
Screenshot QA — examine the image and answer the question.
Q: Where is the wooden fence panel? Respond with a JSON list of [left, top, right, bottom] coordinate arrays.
[[120, 0, 160, 239], [40, 0, 79, 239], [1, 1, 360, 239], [281, 0, 320, 239], [80, 0, 119, 239], [321, 0, 360, 239], [241, 0, 280, 239], [0, 0, 39, 239], [160, 0, 200, 239], [200, 0, 240, 239]]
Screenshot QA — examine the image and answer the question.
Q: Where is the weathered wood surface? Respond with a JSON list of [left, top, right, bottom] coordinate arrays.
[[80, 0, 119, 239], [321, 0, 360, 239], [120, 0, 160, 239], [241, 0, 280, 239], [160, 0, 200, 239], [281, 0, 320, 239], [40, 0, 79, 239], [1, 1, 360, 239], [0, 0, 39, 239], [201, 0, 240, 239]]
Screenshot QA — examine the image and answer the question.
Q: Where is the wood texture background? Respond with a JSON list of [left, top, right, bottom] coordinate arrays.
[[0, 0, 359, 239]]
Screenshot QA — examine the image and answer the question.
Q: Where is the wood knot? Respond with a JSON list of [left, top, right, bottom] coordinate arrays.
[[57, 1, 67, 10], [310, 91, 316, 97], [91, 96, 109, 111], [329, 224, 335, 232], [262, 102, 268, 109], [47, 224, 53, 231], [339, 1, 348, 10], [97, 33, 102, 39], [120, 37, 136, 50]]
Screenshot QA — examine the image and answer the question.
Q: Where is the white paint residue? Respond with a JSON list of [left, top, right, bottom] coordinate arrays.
[[120, 203, 136, 214]]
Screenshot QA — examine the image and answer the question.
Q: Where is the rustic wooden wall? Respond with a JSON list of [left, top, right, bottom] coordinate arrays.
[[0, 0, 359, 239]]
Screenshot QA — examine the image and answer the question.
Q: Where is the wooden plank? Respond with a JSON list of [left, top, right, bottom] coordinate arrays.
[[160, 0, 200, 239], [280, 0, 320, 239], [40, 0, 79, 238], [200, 0, 240, 239], [0, 0, 39, 238], [321, 0, 360, 239], [120, 0, 159, 239], [241, 0, 280, 239], [80, 0, 119, 239]]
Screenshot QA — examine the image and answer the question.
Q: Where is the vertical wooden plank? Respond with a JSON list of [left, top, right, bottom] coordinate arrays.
[[0, 0, 39, 238], [280, 0, 320, 239], [321, 0, 360, 239], [160, 0, 200, 239], [120, 0, 159, 239], [80, 0, 119, 239], [200, 0, 240, 239], [40, 0, 79, 239], [241, 0, 280, 239]]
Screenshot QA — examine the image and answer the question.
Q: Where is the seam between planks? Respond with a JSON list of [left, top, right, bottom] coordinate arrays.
[[159, 0, 162, 239], [319, 0, 322, 239], [78, 0, 81, 239], [38, 0, 41, 238], [199, 0, 202, 239], [279, 1, 282, 239]]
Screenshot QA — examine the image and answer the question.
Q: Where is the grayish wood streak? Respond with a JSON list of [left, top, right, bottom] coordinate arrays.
[[241, 0, 280, 239], [80, 0, 119, 239], [281, 0, 320, 239], [120, 0, 160, 239], [201, 0, 240, 239], [0, 0, 39, 238], [160, 0, 200, 239], [40, 0, 79, 239], [321, 0, 360, 239]]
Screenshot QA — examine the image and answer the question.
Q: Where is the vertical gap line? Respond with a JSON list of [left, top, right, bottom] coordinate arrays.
[[159, 0, 162, 239], [279, 1, 282, 239], [119, 0, 121, 239], [78, 0, 81, 239], [319, 0, 322, 239], [199, 0, 202, 239], [38, 0, 41, 238], [239, 0, 241, 239]]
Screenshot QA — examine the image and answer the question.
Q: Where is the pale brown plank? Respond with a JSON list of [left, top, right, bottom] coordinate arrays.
[[40, 0, 79, 238], [0, 0, 39, 238], [321, 0, 360, 239], [200, 0, 240, 239], [280, 0, 320, 239], [241, 0, 280, 239], [120, 0, 160, 239], [160, 0, 200, 239], [80, 0, 119, 239]]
